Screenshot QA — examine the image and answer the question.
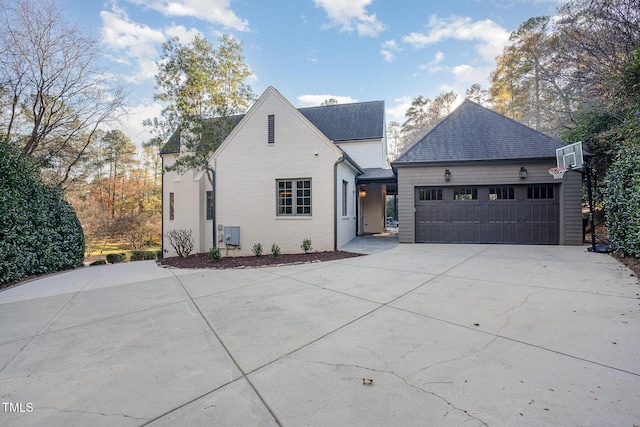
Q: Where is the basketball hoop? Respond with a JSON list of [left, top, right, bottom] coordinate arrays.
[[549, 166, 570, 179]]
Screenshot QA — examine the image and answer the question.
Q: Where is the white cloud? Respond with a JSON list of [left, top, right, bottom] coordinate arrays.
[[101, 10, 165, 59], [314, 0, 386, 37], [164, 25, 202, 43], [380, 39, 400, 62], [419, 51, 445, 72], [297, 94, 358, 107], [125, 0, 249, 31], [402, 15, 510, 62], [452, 64, 486, 83], [386, 96, 412, 123], [109, 101, 164, 146], [100, 9, 166, 83]]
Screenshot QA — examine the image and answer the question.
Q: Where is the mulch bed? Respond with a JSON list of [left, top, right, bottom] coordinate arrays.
[[158, 251, 364, 269], [611, 252, 640, 281]]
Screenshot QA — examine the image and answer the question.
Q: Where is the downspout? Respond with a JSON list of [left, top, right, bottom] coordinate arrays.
[[204, 162, 216, 249], [334, 155, 346, 251], [161, 156, 165, 256]]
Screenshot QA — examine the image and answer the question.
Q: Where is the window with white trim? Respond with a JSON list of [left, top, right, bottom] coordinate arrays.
[[169, 192, 175, 220], [277, 179, 311, 216]]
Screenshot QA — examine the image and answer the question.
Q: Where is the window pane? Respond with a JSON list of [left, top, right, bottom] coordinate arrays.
[[278, 179, 311, 216], [277, 180, 293, 215], [454, 188, 477, 200], [206, 191, 213, 220]]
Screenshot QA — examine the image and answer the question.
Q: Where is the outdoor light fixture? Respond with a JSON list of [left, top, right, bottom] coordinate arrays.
[[444, 169, 451, 181], [359, 186, 366, 198], [519, 166, 527, 179]]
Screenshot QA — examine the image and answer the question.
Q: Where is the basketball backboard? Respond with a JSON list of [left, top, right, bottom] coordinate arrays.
[[556, 141, 584, 169]]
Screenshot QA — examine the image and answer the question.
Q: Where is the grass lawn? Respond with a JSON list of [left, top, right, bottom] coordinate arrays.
[[85, 242, 161, 264]]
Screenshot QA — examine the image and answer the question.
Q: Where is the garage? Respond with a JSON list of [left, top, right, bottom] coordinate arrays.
[[414, 185, 559, 244], [392, 99, 583, 246]]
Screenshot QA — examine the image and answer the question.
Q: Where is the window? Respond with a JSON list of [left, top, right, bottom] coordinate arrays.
[[342, 180, 348, 216], [206, 191, 213, 220], [418, 188, 442, 201], [489, 187, 515, 200], [277, 179, 311, 216], [268, 114, 275, 144], [527, 186, 554, 199], [169, 192, 175, 220], [454, 188, 477, 200]]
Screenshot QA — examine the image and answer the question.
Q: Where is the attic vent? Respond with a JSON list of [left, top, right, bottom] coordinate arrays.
[[268, 114, 275, 144]]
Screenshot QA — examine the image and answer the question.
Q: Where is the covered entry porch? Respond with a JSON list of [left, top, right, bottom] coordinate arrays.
[[356, 168, 397, 235]]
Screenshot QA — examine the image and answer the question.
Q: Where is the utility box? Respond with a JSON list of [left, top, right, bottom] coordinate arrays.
[[223, 226, 240, 247]]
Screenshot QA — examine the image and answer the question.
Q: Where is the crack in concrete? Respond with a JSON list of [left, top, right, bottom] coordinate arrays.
[[41, 407, 149, 421], [288, 356, 489, 426], [495, 288, 548, 336]]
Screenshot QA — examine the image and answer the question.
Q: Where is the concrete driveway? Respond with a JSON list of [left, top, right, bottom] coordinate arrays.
[[1, 245, 638, 426]]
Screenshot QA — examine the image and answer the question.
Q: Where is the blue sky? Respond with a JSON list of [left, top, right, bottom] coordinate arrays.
[[60, 0, 565, 144]]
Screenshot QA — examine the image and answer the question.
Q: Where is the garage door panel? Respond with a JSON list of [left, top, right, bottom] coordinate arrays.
[[415, 185, 559, 245]]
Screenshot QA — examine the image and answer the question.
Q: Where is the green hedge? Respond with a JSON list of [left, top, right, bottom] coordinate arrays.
[[130, 250, 157, 261], [0, 138, 85, 285], [604, 142, 640, 256], [106, 253, 126, 264]]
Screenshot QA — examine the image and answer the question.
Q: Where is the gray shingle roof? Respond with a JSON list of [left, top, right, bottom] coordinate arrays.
[[393, 100, 563, 165], [161, 100, 385, 154], [159, 115, 245, 154], [298, 101, 385, 142], [357, 168, 396, 183]]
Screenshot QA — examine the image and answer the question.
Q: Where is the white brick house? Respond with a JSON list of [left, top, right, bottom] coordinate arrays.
[[161, 86, 389, 257]]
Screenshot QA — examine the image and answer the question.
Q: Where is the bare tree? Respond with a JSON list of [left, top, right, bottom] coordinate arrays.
[[0, 0, 126, 188]]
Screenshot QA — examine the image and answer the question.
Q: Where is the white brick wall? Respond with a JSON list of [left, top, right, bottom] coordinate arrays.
[[162, 154, 209, 257], [213, 87, 348, 256]]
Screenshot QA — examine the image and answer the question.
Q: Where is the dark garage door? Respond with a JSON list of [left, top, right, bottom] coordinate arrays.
[[415, 185, 559, 244]]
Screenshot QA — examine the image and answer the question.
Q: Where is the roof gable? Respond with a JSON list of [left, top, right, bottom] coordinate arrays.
[[212, 86, 345, 160], [160, 88, 385, 155], [394, 100, 564, 164]]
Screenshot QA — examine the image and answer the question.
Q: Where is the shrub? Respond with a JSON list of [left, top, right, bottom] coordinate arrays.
[[106, 253, 126, 264], [252, 243, 263, 257], [130, 251, 157, 261], [301, 238, 313, 253], [90, 260, 107, 266], [604, 142, 640, 256], [209, 247, 221, 262], [156, 250, 163, 260], [165, 229, 194, 257], [0, 137, 85, 285], [271, 243, 281, 258]]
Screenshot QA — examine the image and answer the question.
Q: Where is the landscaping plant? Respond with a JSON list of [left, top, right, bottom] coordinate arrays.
[[209, 247, 221, 262], [165, 229, 194, 257], [0, 137, 84, 285], [271, 243, 281, 258], [301, 238, 313, 253], [252, 243, 263, 257]]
